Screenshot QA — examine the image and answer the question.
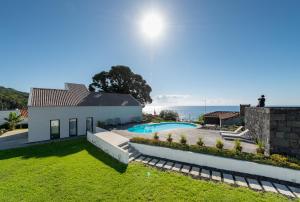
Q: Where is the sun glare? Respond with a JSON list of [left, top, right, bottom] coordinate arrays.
[[141, 12, 164, 39]]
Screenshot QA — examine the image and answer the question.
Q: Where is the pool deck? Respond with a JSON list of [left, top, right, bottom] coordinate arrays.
[[113, 127, 257, 154]]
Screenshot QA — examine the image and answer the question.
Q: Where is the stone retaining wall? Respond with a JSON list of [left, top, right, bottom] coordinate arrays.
[[245, 107, 300, 158]]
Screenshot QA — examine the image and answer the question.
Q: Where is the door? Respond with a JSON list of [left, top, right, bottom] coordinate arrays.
[[69, 118, 77, 136], [50, 120, 60, 139], [86, 117, 93, 133]]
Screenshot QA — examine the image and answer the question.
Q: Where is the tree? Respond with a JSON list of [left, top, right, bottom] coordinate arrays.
[[89, 66, 152, 106], [5, 112, 23, 130], [159, 110, 179, 121]]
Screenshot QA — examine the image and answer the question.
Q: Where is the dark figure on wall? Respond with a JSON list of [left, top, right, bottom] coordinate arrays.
[[257, 95, 266, 107]]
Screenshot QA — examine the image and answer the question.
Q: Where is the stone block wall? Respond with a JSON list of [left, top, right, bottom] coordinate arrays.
[[268, 108, 300, 158], [245, 107, 271, 154], [245, 107, 300, 158]]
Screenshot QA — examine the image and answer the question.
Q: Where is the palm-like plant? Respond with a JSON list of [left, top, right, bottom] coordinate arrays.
[[4, 112, 23, 130]]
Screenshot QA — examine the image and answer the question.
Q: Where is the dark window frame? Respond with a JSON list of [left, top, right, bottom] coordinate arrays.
[[50, 119, 60, 140], [86, 117, 93, 134], [69, 118, 78, 136]]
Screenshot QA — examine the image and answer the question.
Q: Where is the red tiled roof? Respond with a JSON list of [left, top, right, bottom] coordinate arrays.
[[20, 108, 28, 118], [28, 83, 140, 107], [204, 111, 240, 120]]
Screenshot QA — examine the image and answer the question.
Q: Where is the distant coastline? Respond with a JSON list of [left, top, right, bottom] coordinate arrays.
[[143, 105, 240, 121]]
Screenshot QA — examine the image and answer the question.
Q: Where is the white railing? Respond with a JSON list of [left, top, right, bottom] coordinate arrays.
[[87, 131, 129, 164]]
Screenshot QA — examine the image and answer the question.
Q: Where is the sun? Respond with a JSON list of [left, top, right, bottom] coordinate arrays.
[[141, 12, 164, 39]]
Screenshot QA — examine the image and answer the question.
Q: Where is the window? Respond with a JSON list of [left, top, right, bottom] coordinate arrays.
[[50, 120, 60, 139], [86, 117, 93, 133], [69, 118, 77, 136]]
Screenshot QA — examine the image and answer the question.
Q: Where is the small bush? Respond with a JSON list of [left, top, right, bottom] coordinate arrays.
[[270, 154, 288, 163], [180, 135, 187, 145], [196, 137, 205, 147], [216, 139, 224, 150], [256, 141, 265, 154], [198, 115, 205, 125], [167, 133, 173, 143], [159, 110, 179, 121], [130, 137, 300, 170], [234, 139, 242, 153], [153, 132, 159, 140]]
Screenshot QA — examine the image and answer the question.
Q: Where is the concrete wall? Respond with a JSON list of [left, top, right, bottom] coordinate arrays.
[[130, 142, 300, 184], [245, 107, 300, 158], [28, 106, 142, 142], [87, 131, 129, 164], [0, 110, 28, 126]]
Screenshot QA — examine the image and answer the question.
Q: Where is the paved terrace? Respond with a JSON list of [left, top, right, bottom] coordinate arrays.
[[113, 127, 257, 153]]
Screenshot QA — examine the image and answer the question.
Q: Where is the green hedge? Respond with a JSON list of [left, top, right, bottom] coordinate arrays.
[[130, 137, 300, 170]]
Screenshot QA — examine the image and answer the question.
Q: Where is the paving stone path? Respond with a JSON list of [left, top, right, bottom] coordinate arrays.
[[133, 155, 300, 199]]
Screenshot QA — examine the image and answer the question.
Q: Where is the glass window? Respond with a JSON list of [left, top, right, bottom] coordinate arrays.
[[69, 118, 77, 136], [86, 117, 93, 133], [50, 120, 60, 139]]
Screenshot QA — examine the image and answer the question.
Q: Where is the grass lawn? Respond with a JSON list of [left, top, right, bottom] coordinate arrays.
[[0, 137, 297, 202]]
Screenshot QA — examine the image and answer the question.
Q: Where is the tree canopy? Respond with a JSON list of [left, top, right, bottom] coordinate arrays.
[[0, 86, 28, 110], [89, 66, 152, 106]]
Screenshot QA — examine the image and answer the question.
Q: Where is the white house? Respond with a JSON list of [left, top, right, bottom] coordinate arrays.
[[28, 83, 142, 142]]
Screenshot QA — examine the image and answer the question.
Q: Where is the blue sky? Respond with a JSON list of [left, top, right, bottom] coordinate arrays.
[[1, 0, 300, 106]]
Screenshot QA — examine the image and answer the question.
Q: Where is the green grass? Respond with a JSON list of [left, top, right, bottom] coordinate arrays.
[[0, 137, 297, 202]]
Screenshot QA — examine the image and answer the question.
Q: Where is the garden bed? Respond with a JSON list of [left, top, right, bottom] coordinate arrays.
[[130, 137, 300, 170]]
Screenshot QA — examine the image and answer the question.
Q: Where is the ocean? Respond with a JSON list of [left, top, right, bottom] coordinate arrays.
[[143, 106, 240, 121]]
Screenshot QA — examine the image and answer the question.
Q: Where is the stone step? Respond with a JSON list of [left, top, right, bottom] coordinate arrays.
[[247, 179, 262, 191], [273, 183, 295, 198], [163, 161, 174, 170], [148, 158, 159, 166], [171, 163, 182, 172], [223, 173, 234, 184], [288, 186, 300, 198], [129, 153, 140, 162], [211, 171, 222, 181], [142, 157, 152, 164], [121, 144, 129, 150], [156, 160, 166, 168], [190, 167, 200, 176], [234, 176, 248, 187], [200, 169, 210, 179], [135, 155, 145, 162], [181, 165, 191, 174], [261, 181, 277, 193], [118, 142, 128, 148]]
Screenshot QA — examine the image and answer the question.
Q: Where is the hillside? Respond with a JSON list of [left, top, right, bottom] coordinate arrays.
[[0, 86, 29, 110]]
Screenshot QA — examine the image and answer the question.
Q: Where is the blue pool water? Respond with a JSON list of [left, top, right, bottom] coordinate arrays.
[[128, 122, 197, 134]]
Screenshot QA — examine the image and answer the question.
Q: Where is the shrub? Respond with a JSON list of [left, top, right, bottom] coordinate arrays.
[[198, 115, 205, 125], [159, 110, 179, 121], [180, 135, 187, 145], [196, 137, 204, 147], [129, 137, 300, 170], [153, 132, 159, 140], [167, 133, 173, 143], [270, 154, 288, 163], [234, 139, 243, 153], [256, 141, 265, 154], [216, 139, 224, 150]]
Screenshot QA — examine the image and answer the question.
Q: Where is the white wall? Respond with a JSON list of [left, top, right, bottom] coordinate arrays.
[[87, 131, 129, 164], [28, 106, 142, 142], [130, 143, 300, 184], [0, 110, 28, 125]]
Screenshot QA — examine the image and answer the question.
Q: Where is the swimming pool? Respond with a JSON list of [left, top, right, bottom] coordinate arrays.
[[128, 122, 197, 134]]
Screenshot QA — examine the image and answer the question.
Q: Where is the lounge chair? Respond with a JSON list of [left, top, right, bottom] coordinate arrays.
[[219, 126, 243, 135], [221, 129, 254, 143]]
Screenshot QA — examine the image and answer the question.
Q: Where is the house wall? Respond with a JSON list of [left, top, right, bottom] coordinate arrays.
[[28, 106, 142, 142], [0, 110, 28, 126]]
